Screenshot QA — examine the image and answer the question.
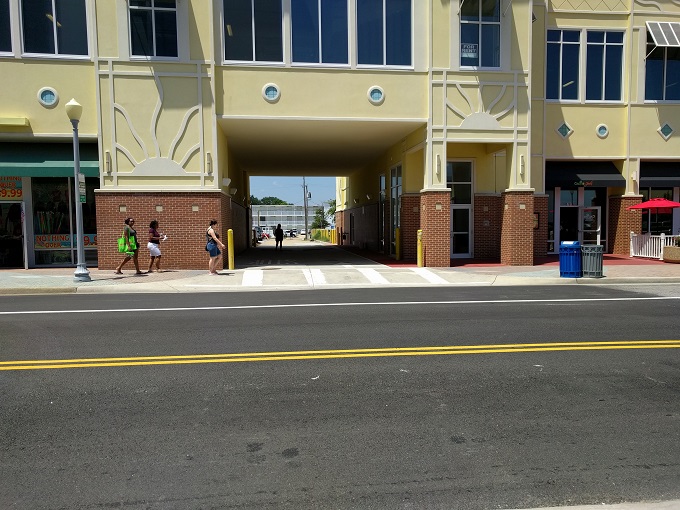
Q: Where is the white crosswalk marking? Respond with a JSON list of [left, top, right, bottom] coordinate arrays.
[[357, 267, 389, 285], [410, 267, 449, 284], [311, 268, 326, 285], [242, 269, 264, 286]]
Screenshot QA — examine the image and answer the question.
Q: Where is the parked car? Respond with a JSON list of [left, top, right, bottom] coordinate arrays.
[[300, 229, 306, 236], [289, 229, 298, 237], [254, 226, 263, 241], [284, 229, 291, 237]]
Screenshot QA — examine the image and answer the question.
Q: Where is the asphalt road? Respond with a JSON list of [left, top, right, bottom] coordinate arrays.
[[1, 285, 680, 510]]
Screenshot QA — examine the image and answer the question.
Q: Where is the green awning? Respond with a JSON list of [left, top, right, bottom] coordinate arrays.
[[0, 142, 100, 177]]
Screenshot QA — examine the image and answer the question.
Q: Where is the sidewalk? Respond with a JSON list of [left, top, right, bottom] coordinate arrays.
[[1, 241, 680, 295]]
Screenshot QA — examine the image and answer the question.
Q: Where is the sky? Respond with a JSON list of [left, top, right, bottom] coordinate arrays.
[[249, 176, 336, 207]]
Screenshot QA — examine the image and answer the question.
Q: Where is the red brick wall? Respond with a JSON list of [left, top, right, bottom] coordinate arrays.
[[420, 191, 451, 267], [609, 195, 642, 255], [533, 195, 548, 258], [500, 191, 534, 265], [474, 194, 502, 260], [400, 194, 420, 261], [95, 191, 238, 270]]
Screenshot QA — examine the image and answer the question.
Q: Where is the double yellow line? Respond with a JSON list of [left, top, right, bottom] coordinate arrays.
[[1, 340, 680, 371]]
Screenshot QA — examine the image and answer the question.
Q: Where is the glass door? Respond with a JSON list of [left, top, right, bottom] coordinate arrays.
[[0, 201, 25, 268], [580, 207, 601, 245], [448, 161, 473, 258]]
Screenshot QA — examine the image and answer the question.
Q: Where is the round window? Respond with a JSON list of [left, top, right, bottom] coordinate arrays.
[[596, 124, 609, 138], [37, 87, 59, 108], [368, 86, 385, 105], [262, 83, 280, 103]]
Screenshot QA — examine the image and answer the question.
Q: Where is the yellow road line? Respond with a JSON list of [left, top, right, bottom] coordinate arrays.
[[1, 340, 680, 371]]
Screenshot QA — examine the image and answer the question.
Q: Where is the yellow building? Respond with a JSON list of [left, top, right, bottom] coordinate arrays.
[[0, 0, 677, 269]]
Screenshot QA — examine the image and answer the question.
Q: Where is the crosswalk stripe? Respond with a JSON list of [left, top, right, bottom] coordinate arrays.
[[311, 268, 326, 285], [242, 269, 264, 286], [357, 267, 389, 285], [410, 267, 449, 284]]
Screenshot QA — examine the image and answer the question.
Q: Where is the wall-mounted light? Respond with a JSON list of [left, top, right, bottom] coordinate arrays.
[[631, 170, 637, 181], [105, 150, 111, 174], [519, 155, 525, 178], [222, 177, 231, 187], [436, 154, 441, 179], [206, 152, 213, 175], [353, 198, 359, 204], [366, 194, 372, 201], [229, 187, 237, 196]]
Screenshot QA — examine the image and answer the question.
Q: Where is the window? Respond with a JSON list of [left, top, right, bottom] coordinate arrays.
[[129, 0, 177, 58], [460, 0, 500, 68], [586, 31, 623, 101], [21, 0, 88, 56], [0, 0, 10, 52], [224, 0, 283, 63], [646, 33, 680, 101], [357, 0, 411, 66], [292, 0, 348, 64], [546, 29, 580, 100]]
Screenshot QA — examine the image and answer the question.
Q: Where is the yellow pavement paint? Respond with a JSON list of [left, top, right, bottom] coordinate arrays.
[[1, 340, 680, 371]]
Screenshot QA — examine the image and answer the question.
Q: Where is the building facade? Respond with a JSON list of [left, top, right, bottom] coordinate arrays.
[[252, 204, 324, 235], [1, 1, 679, 269]]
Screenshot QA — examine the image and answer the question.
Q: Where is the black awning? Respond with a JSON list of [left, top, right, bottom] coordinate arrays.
[[545, 161, 625, 188], [640, 162, 680, 187]]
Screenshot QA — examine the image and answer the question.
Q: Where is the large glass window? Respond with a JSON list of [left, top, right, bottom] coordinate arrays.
[[357, 0, 411, 66], [546, 29, 580, 100], [0, 0, 11, 53], [460, 0, 500, 68], [224, 0, 283, 62], [645, 34, 680, 101], [641, 187, 674, 234], [22, 0, 88, 56], [586, 31, 623, 101], [129, 0, 177, 58], [292, 0, 348, 64]]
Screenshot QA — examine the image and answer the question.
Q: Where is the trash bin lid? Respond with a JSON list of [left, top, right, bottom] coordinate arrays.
[[560, 241, 580, 247]]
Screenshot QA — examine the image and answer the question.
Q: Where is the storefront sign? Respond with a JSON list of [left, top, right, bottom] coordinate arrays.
[[0, 176, 22, 200], [574, 180, 594, 187], [34, 234, 97, 249]]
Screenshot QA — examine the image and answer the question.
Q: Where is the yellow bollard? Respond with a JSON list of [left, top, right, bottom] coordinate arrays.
[[227, 229, 235, 270], [395, 227, 401, 261], [417, 229, 423, 267]]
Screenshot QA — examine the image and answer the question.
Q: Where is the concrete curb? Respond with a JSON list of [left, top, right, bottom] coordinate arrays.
[[510, 500, 680, 510]]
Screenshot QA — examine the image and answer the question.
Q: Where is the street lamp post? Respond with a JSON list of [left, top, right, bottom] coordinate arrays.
[[65, 98, 91, 282]]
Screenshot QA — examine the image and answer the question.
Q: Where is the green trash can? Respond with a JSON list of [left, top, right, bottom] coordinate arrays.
[[581, 245, 604, 278]]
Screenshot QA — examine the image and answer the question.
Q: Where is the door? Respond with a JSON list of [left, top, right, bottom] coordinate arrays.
[[448, 161, 473, 258], [580, 206, 601, 245], [0, 201, 25, 268]]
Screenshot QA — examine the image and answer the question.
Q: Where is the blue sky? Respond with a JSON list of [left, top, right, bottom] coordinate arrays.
[[249, 176, 336, 206]]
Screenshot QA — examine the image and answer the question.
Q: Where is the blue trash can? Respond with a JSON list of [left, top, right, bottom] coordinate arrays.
[[559, 241, 582, 278]]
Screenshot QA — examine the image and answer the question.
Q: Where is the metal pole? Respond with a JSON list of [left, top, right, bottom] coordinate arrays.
[[303, 177, 309, 240], [71, 118, 91, 282]]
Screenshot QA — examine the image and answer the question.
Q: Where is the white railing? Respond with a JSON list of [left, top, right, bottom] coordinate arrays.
[[630, 232, 680, 260]]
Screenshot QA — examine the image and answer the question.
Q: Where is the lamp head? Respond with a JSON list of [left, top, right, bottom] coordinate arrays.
[[65, 99, 83, 122]]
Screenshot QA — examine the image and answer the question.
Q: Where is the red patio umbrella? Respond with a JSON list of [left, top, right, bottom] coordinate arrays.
[[627, 197, 680, 212], [628, 197, 680, 233]]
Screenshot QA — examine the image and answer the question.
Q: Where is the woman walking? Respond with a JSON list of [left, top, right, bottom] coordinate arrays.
[[115, 217, 142, 274], [206, 219, 226, 274], [147, 220, 164, 273]]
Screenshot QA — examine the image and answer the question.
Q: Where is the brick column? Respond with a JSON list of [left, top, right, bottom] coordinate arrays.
[[609, 195, 642, 255], [474, 194, 502, 260], [500, 190, 534, 265], [420, 191, 451, 267], [400, 194, 420, 261]]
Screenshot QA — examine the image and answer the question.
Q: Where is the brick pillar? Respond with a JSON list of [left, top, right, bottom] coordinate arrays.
[[533, 195, 549, 258], [400, 194, 420, 261], [500, 190, 534, 265], [474, 194, 502, 260], [95, 191, 234, 270], [420, 191, 450, 267], [609, 195, 642, 255]]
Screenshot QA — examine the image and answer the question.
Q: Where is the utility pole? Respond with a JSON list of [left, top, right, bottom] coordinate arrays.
[[303, 177, 311, 240]]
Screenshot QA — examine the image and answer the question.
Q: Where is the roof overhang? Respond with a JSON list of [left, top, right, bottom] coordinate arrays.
[[216, 117, 425, 177]]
